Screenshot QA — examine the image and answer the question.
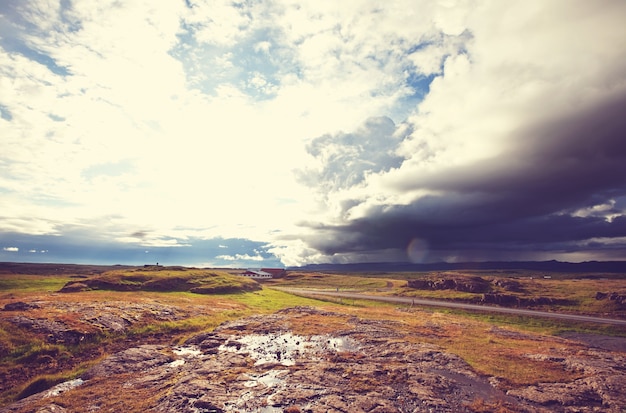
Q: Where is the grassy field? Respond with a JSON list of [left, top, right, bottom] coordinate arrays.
[[0, 275, 71, 295], [268, 270, 626, 318], [1, 264, 625, 407]]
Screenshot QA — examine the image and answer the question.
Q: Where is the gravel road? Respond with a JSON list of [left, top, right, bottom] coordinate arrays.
[[278, 288, 626, 326]]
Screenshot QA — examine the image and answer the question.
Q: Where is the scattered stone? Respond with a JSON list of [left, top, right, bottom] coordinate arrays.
[[493, 278, 524, 292], [407, 276, 491, 293], [2, 302, 39, 311], [594, 291, 626, 306], [481, 293, 573, 307], [596, 291, 609, 300]]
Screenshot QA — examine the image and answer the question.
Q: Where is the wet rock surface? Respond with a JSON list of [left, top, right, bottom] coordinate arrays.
[[3, 307, 626, 413]]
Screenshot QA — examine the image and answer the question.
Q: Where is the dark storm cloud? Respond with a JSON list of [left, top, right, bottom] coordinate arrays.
[[400, 94, 626, 217], [300, 93, 626, 262], [297, 117, 408, 191], [404, 95, 626, 205]]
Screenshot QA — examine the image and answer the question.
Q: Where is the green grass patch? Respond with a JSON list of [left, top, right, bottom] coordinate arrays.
[[0, 322, 50, 362], [221, 288, 328, 313], [0, 275, 72, 294], [266, 272, 395, 290], [433, 307, 626, 337]]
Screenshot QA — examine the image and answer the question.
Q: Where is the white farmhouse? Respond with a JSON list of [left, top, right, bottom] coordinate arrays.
[[240, 269, 273, 279]]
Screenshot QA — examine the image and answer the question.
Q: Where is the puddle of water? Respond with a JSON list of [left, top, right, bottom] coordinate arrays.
[[227, 370, 287, 412], [219, 332, 359, 366], [169, 346, 202, 368], [169, 359, 185, 368], [243, 370, 284, 388]]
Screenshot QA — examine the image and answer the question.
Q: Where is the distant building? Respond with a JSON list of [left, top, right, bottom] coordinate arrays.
[[240, 269, 274, 279]]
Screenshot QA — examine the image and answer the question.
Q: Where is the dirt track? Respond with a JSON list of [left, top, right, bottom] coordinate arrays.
[[278, 288, 626, 326]]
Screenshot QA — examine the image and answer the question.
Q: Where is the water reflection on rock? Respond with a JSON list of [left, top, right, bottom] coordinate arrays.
[[219, 332, 360, 366]]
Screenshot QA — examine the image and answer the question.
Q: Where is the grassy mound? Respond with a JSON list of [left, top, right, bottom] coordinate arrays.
[[59, 267, 261, 294]]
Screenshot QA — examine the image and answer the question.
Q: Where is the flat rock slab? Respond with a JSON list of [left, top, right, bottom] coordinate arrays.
[[559, 332, 626, 353]]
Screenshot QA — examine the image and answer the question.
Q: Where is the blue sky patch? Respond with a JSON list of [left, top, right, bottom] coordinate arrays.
[[0, 104, 12, 121]]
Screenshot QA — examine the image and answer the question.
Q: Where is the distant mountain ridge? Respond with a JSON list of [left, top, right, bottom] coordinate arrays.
[[289, 260, 626, 273]]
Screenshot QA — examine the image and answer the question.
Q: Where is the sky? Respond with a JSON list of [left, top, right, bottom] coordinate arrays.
[[1, 0, 626, 268]]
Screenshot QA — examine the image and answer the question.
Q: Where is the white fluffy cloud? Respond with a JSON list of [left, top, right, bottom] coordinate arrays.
[[217, 253, 264, 262], [1, 0, 434, 241]]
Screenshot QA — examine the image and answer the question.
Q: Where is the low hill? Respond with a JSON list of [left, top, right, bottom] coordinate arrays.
[[291, 260, 626, 273], [59, 266, 261, 294]]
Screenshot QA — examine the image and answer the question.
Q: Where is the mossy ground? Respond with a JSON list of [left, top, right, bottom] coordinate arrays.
[[1, 264, 625, 408]]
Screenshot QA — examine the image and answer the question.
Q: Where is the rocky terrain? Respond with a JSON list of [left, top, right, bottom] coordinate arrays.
[[2, 299, 193, 345], [0, 296, 226, 401], [407, 275, 578, 308], [2, 306, 625, 413]]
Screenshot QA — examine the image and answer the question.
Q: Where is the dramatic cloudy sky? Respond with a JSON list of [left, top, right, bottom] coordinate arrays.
[[1, 0, 625, 267]]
